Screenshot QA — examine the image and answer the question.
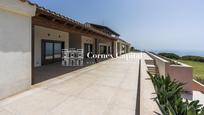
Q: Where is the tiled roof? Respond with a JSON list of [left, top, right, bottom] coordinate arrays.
[[117, 38, 130, 45], [36, 5, 117, 40], [19, 0, 35, 6], [20, 0, 129, 41], [86, 23, 120, 36]]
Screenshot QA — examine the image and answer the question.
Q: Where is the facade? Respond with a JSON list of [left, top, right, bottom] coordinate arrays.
[[34, 25, 69, 67], [0, 0, 131, 100], [85, 23, 131, 57], [0, 0, 36, 99], [116, 38, 131, 56]]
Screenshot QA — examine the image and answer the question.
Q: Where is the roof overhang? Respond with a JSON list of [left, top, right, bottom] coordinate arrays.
[[86, 23, 120, 36], [32, 6, 117, 41]]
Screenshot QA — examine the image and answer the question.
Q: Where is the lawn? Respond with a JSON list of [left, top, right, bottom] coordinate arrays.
[[179, 60, 204, 80]]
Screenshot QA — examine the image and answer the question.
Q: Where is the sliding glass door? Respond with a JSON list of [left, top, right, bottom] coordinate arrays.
[[42, 40, 64, 65], [84, 43, 93, 58]]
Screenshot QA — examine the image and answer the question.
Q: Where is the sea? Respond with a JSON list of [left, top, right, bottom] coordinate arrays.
[[153, 50, 204, 57]]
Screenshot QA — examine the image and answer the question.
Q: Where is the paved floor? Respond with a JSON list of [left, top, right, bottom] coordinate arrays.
[[0, 53, 140, 115], [34, 63, 86, 84], [193, 91, 204, 105], [33, 59, 97, 84]]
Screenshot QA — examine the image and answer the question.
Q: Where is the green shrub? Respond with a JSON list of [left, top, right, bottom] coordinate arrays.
[[130, 47, 140, 52], [158, 53, 180, 60], [149, 73, 204, 115], [182, 56, 204, 62]]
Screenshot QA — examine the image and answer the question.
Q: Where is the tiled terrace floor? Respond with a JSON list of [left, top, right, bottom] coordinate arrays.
[[33, 59, 96, 84], [0, 53, 140, 115]]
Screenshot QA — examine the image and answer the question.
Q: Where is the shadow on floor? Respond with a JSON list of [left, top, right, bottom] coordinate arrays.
[[33, 58, 111, 84], [33, 59, 96, 84]]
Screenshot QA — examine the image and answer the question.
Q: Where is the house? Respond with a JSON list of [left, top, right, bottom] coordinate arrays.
[[0, 0, 131, 100], [33, 7, 118, 67], [85, 23, 131, 57], [116, 38, 131, 56], [85, 23, 119, 56]]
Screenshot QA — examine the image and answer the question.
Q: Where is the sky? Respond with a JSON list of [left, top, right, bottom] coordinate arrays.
[[30, 0, 204, 55]]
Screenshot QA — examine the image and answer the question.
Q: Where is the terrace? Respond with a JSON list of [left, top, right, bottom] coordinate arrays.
[[0, 52, 161, 115]]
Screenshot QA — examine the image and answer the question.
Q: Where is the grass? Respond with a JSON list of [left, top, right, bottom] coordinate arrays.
[[179, 60, 204, 80]]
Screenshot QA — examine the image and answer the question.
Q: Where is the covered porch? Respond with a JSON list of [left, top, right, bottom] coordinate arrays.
[[33, 62, 92, 84], [0, 53, 139, 115], [31, 6, 116, 84]]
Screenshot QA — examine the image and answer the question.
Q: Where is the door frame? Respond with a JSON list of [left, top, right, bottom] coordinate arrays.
[[41, 39, 64, 65], [84, 43, 93, 58], [99, 44, 108, 54]]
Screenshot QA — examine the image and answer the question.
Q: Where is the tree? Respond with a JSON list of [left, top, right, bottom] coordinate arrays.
[[158, 52, 180, 60]]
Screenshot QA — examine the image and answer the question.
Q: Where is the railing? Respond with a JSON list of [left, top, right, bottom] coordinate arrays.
[[147, 52, 193, 92], [136, 59, 141, 115]]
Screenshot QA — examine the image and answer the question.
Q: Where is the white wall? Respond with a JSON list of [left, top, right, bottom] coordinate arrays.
[[113, 41, 117, 57], [168, 64, 193, 92], [0, 0, 35, 99], [34, 26, 69, 67], [0, 0, 35, 16], [147, 52, 170, 76], [117, 41, 124, 55]]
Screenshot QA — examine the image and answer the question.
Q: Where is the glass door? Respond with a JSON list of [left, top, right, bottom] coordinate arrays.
[[54, 43, 63, 62], [84, 43, 93, 58], [44, 42, 53, 64], [42, 40, 64, 65]]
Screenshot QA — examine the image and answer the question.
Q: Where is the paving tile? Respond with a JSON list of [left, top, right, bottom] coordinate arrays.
[[0, 108, 15, 115], [3, 89, 67, 115], [94, 77, 123, 87], [120, 78, 138, 90], [49, 97, 108, 115], [0, 53, 141, 115], [104, 104, 135, 115], [77, 84, 117, 102], [111, 89, 137, 110]]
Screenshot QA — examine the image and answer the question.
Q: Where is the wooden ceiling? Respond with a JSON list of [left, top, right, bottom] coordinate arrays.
[[32, 6, 117, 41]]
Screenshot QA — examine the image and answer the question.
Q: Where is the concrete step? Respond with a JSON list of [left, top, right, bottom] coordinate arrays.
[[148, 71, 157, 75], [148, 67, 156, 70], [146, 64, 156, 68], [145, 60, 155, 65], [147, 64, 159, 75]]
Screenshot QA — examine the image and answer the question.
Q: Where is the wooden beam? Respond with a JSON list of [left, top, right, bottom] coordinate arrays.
[[32, 16, 106, 40]]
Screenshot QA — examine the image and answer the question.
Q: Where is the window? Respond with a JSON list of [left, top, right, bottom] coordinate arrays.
[[100, 45, 107, 54]]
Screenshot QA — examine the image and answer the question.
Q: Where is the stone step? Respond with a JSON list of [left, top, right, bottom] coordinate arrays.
[[145, 60, 155, 65]]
